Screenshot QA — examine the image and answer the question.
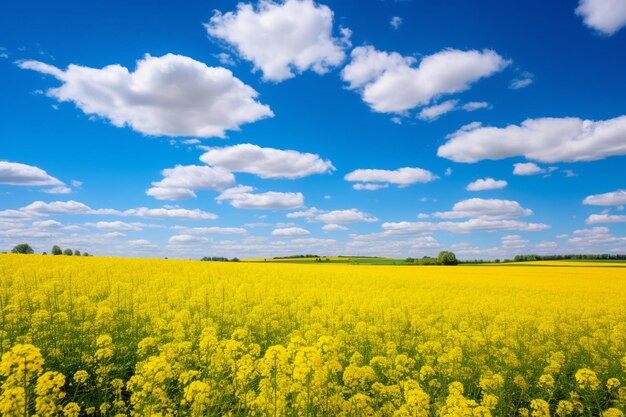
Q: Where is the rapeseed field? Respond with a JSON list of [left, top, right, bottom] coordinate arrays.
[[0, 254, 625, 416]]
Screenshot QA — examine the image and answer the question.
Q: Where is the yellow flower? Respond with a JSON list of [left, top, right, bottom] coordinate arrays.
[[575, 368, 600, 390]]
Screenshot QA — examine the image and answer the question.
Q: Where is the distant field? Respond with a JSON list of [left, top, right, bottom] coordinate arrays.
[[242, 256, 404, 265], [1, 254, 625, 416]]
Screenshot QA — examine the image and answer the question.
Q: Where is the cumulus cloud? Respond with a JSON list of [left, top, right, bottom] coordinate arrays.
[[345, 167, 437, 189], [200, 144, 334, 179], [0, 200, 217, 221], [583, 190, 626, 206], [167, 234, 209, 245], [287, 207, 378, 224], [466, 178, 507, 191], [216, 185, 304, 210], [18, 54, 273, 137], [175, 226, 247, 235], [513, 162, 545, 176], [146, 165, 235, 201], [432, 198, 532, 219], [585, 214, 626, 224], [88, 221, 144, 231], [0, 161, 65, 189], [417, 99, 459, 121], [43, 186, 72, 194], [322, 223, 348, 231], [576, 0, 626, 35], [32, 220, 62, 228], [271, 227, 310, 236], [568, 226, 626, 248], [123, 207, 218, 221], [206, 0, 349, 82], [316, 209, 378, 224], [381, 219, 548, 235], [341, 46, 509, 113], [438, 116, 626, 163], [352, 183, 388, 191]]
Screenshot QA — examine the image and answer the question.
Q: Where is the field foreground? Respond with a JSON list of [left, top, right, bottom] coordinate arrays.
[[0, 255, 625, 416]]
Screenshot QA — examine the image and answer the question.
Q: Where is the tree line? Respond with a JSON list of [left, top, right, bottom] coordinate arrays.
[[200, 256, 240, 262], [9, 243, 91, 256], [405, 251, 459, 265]]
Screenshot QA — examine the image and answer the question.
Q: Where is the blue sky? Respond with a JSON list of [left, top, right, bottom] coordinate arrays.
[[1, 0, 625, 259]]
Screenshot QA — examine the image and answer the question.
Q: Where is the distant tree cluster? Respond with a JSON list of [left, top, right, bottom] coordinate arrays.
[[200, 256, 240, 262], [9, 243, 91, 256], [52, 245, 90, 256], [405, 251, 458, 266], [514, 254, 626, 262], [273, 254, 320, 259]]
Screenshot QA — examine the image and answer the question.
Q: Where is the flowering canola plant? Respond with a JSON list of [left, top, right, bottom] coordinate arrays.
[[0, 254, 625, 416]]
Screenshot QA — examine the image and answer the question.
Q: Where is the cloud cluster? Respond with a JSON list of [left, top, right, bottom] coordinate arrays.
[[147, 165, 235, 200], [466, 178, 507, 191], [216, 185, 304, 210], [19, 54, 273, 138], [576, 0, 626, 35], [583, 190, 626, 206], [341, 46, 509, 113], [0, 200, 218, 221], [287, 207, 378, 224], [200, 144, 334, 179], [438, 116, 626, 163], [432, 198, 532, 219], [206, 0, 349, 82], [345, 167, 437, 190]]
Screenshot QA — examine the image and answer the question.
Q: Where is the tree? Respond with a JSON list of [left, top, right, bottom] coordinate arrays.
[[11, 243, 34, 254], [63, 248, 73, 256], [438, 251, 458, 265], [74, 250, 81, 256], [83, 252, 89, 256], [52, 245, 63, 255]]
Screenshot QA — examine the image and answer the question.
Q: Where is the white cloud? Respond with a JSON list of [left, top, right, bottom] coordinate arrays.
[[585, 214, 626, 224], [128, 239, 158, 249], [432, 198, 532, 219], [0, 161, 64, 186], [287, 207, 377, 224], [271, 227, 310, 236], [381, 218, 549, 235], [438, 115, 626, 163], [123, 207, 218, 221], [102, 232, 126, 239], [18, 54, 273, 137], [418, 99, 458, 121], [89, 221, 143, 231], [462, 101, 490, 111], [32, 220, 62, 228], [341, 46, 509, 113], [509, 72, 534, 90], [390, 16, 403, 29], [513, 162, 544, 176], [568, 226, 626, 247], [316, 209, 378, 224], [200, 144, 334, 179], [0, 200, 218, 221], [147, 165, 235, 201], [322, 223, 348, 231], [583, 190, 626, 206], [175, 226, 247, 235], [352, 183, 389, 191], [345, 167, 437, 187], [576, 0, 626, 35], [43, 186, 72, 194], [145, 187, 197, 201], [501, 234, 529, 249], [206, 0, 349, 82], [167, 234, 209, 245], [466, 178, 507, 191], [216, 185, 304, 210]]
